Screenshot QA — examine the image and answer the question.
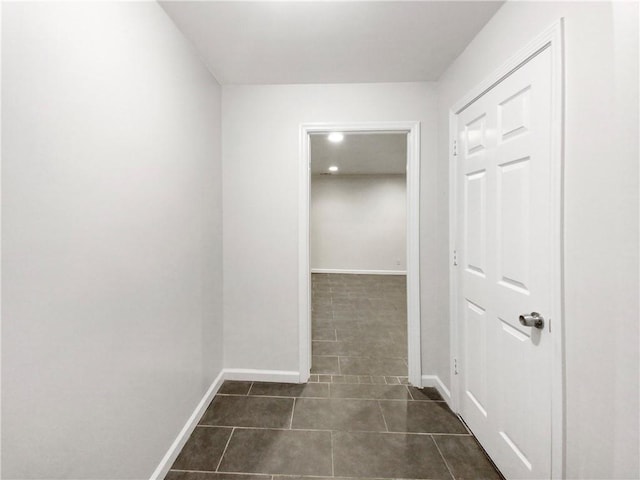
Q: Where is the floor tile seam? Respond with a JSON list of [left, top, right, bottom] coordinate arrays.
[[217, 394, 330, 399], [289, 397, 296, 429], [376, 400, 389, 432], [169, 468, 218, 474], [169, 469, 272, 478], [330, 430, 335, 477], [430, 434, 457, 480], [215, 426, 236, 472], [196, 425, 471, 436]]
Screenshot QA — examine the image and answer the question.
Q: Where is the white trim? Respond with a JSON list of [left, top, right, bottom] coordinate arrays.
[[299, 125, 312, 383], [224, 368, 301, 384], [300, 122, 422, 387], [149, 370, 225, 480], [449, 19, 565, 479], [311, 268, 407, 276], [421, 375, 452, 406], [150, 366, 303, 479]]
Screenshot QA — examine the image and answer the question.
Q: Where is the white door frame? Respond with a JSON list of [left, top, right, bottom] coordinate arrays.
[[449, 20, 565, 478], [299, 121, 422, 386]]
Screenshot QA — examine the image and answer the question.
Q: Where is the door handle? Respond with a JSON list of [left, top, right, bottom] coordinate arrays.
[[519, 312, 545, 330]]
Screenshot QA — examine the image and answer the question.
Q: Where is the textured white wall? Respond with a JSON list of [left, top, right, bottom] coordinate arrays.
[[222, 83, 440, 372], [437, 2, 639, 478], [311, 175, 406, 272], [1, 3, 223, 478]]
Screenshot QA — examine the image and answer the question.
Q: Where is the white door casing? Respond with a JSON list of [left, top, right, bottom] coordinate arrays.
[[450, 22, 564, 479], [299, 122, 422, 386]]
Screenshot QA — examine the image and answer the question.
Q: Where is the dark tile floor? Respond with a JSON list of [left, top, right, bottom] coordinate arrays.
[[166, 274, 502, 480]]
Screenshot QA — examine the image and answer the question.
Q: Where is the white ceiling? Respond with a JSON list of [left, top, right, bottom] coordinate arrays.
[[311, 133, 406, 175], [159, 1, 504, 85]]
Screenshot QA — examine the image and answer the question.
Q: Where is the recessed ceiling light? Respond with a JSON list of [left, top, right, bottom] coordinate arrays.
[[328, 166, 339, 172], [328, 132, 344, 143]]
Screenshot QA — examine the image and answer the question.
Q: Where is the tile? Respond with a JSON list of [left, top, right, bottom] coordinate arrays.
[[218, 428, 332, 476], [332, 431, 451, 479], [249, 381, 328, 398], [312, 317, 335, 328], [318, 374, 332, 382], [170, 426, 232, 472], [339, 356, 407, 376], [434, 435, 502, 479], [309, 374, 319, 383], [199, 395, 293, 428], [379, 400, 468, 434], [312, 327, 337, 341], [385, 376, 401, 385], [329, 383, 411, 400], [291, 398, 386, 432], [218, 381, 252, 395], [408, 386, 444, 401], [166, 473, 270, 480], [311, 356, 340, 374], [313, 341, 340, 356]]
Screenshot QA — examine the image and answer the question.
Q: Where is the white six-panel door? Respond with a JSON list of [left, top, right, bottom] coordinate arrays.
[[455, 45, 554, 479]]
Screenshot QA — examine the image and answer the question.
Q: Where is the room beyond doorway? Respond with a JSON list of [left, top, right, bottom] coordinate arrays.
[[299, 123, 421, 386]]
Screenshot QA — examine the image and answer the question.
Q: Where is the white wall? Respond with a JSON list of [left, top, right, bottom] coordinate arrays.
[[222, 83, 440, 372], [311, 174, 406, 273], [1, 3, 223, 479], [437, 2, 639, 478]]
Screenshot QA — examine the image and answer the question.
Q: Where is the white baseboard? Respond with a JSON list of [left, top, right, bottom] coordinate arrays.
[[150, 369, 225, 480], [421, 375, 452, 406], [149, 367, 302, 479], [311, 268, 407, 275], [223, 368, 301, 384]]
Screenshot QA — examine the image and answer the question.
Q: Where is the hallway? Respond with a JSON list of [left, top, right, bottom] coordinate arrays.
[[166, 275, 501, 479]]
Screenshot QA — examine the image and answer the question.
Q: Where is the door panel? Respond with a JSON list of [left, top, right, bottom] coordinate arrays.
[[456, 46, 553, 479]]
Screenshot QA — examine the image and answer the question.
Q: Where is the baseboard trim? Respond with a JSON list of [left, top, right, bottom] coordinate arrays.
[[311, 268, 407, 275], [223, 368, 301, 383], [149, 369, 225, 480], [421, 375, 452, 407]]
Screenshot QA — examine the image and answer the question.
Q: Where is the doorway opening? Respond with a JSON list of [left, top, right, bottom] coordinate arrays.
[[299, 122, 421, 386]]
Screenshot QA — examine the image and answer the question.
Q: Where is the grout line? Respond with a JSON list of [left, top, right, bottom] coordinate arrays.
[[196, 425, 471, 436], [431, 435, 456, 480], [377, 400, 389, 432], [289, 398, 296, 429], [407, 384, 415, 400], [170, 469, 217, 473], [330, 431, 335, 477], [215, 427, 235, 472], [246, 382, 255, 395]]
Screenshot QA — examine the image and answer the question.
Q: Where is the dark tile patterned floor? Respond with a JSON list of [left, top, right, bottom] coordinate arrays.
[[166, 274, 502, 480]]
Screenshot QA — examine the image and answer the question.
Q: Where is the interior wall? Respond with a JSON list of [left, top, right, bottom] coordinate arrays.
[[222, 83, 440, 373], [1, 3, 223, 479], [436, 2, 639, 478], [311, 174, 406, 273]]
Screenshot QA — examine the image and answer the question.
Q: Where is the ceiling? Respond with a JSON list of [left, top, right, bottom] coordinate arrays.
[[311, 133, 406, 175], [159, 1, 504, 85]]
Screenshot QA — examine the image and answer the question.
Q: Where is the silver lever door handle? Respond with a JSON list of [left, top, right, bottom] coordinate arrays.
[[519, 312, 545, 330]]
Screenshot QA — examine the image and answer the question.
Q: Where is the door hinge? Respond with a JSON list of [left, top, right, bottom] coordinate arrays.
[[452, 140, 458, 156], [453, 249, 458, 267], [454, 358, 459, 375]]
